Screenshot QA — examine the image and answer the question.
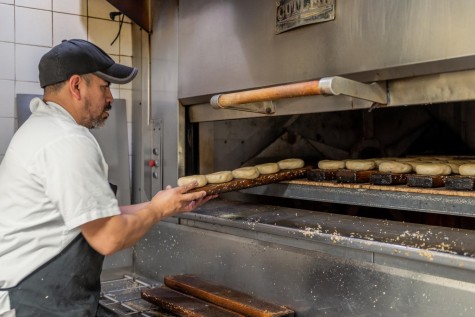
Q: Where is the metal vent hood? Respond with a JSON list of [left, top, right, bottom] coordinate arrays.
[[106, 0, 153, 33], [175, 0, 475, 121]]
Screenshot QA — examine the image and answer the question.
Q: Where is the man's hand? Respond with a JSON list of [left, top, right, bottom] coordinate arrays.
[[81, 182, 217, 255], [150, 182, 217, 218]]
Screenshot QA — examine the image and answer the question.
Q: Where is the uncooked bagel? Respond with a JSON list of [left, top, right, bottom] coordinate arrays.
[[446, 163, 460, 174], [177, 175, 208, 187], [318, 160, 345, 170], [378, 161, 412, 174], [277, 158, 305, 169], [345, 160, 376, 171], [372, 159, 388, 167], [205, 171, 233, 184], [255, 163, 280, 174], [232, 166, 260, 179], [415, 163, 451, 176], [459, 164, 475, 176], [394, 158, 416, 162]]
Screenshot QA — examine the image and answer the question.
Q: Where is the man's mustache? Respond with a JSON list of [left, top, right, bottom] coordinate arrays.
[[105, 104, 112, 111]]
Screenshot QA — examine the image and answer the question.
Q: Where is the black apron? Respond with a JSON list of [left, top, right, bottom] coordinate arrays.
[[6, 234, 104, 317]]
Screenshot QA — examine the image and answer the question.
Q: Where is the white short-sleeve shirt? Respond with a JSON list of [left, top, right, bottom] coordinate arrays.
[[0, 98, 121, 295]]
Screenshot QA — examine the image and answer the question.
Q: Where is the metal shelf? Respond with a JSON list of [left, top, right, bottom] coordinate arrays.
[[240, 182, 475, 218]]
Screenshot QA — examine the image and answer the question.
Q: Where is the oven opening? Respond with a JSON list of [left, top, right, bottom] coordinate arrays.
[[186, 100, 475, 225]]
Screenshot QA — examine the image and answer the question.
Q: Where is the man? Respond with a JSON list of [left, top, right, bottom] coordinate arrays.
[[0, 39, 213, 316]]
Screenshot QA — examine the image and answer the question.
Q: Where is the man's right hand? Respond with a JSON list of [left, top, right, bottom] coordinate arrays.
[[148, 182, 216, 219], [81, 182, 216, 256]]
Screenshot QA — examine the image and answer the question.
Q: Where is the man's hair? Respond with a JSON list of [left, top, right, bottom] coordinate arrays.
[[43, 80, 67, 95], [43, 74, 94, 95]]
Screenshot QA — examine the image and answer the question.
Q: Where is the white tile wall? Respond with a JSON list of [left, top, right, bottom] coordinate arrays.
[[120, 22, 133, 57], [53, 12, 88, 45], [0, 42, 15, 80], [0, 4, 14, 42], [119, 55, 133, 90], [0, 80, 15, 117], [87, 0, 132, 34], [53, 0, 87, 16], [15, 81, 44, 96], [0, 0, 135, 161], [15, 44, 51, 83], [15, 0, 51, 11], [15, 7, 52, 46], [88, 0, 116, 20], [88, 17, 120, 56]]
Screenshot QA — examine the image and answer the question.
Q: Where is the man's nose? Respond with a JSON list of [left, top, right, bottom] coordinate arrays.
[[106, 87, 114, 102]]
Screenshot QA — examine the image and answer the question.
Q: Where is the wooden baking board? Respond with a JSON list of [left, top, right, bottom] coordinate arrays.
[[189, 168, 309, 195], [141, 286, 244, 317], [164, 275, 294, 317], [445, 175, 475, 191], [406, 174, 447, 188], [307, 169, 338, 181], [336, 169, 378, 183], [369, 172, 408, 185]]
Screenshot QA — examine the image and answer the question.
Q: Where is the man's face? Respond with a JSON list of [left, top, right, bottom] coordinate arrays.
[[80, 75, 113, 129]]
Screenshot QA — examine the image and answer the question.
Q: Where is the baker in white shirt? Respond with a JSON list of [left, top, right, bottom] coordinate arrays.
[[0, 39, 214, 317]]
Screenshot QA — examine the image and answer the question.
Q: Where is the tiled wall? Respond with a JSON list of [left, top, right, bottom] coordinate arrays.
[[0, 0, 134, 165]]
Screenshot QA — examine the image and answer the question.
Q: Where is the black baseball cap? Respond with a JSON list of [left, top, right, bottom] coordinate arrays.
[[39, 39, 138, 88]]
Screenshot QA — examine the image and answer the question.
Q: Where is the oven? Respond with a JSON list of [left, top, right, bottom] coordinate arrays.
[[100, 1, 475, 316]]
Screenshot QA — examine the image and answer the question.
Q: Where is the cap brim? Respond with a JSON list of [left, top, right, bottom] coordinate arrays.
[[94, 63, 138, 85]]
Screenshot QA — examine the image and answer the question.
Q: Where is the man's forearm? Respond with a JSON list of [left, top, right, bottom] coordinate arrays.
[[120, 202, 149, 214]]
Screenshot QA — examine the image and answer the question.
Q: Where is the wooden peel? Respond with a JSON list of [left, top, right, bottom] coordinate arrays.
[[210, 77, 387, 109], [188, 168, 309, 195], [141, 286, 245, 317], [164, 275, 294, 317]]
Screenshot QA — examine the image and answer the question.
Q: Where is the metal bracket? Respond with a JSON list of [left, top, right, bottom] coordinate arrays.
[[319, 76, 388, 105], [211, 97, 275, 114]]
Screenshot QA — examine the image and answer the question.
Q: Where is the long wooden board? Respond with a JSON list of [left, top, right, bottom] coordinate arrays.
[[370, 172, 408, 185], [407, 175, 447, 188], [445, 175, 475, 191], [189, 168, 308, 195], [141, 286, 245, 317], [336, 169, 378, 183], [164, 275, 294, 317], [307, 169, 338, 181]]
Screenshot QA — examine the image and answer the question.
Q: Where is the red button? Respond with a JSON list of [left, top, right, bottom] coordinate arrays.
[[148, 159, 156, 167]]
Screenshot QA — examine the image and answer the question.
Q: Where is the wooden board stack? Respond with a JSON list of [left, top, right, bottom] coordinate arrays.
[[141, 274, 295, 317], [309, 156, 475, 190]]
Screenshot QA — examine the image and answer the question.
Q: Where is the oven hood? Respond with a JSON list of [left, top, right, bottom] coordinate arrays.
[[106, 0, 153, 33], [176, 0, 475, 121]]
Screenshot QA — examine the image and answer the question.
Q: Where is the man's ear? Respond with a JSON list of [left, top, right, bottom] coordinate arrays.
[[69, 75, 82, 100]]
